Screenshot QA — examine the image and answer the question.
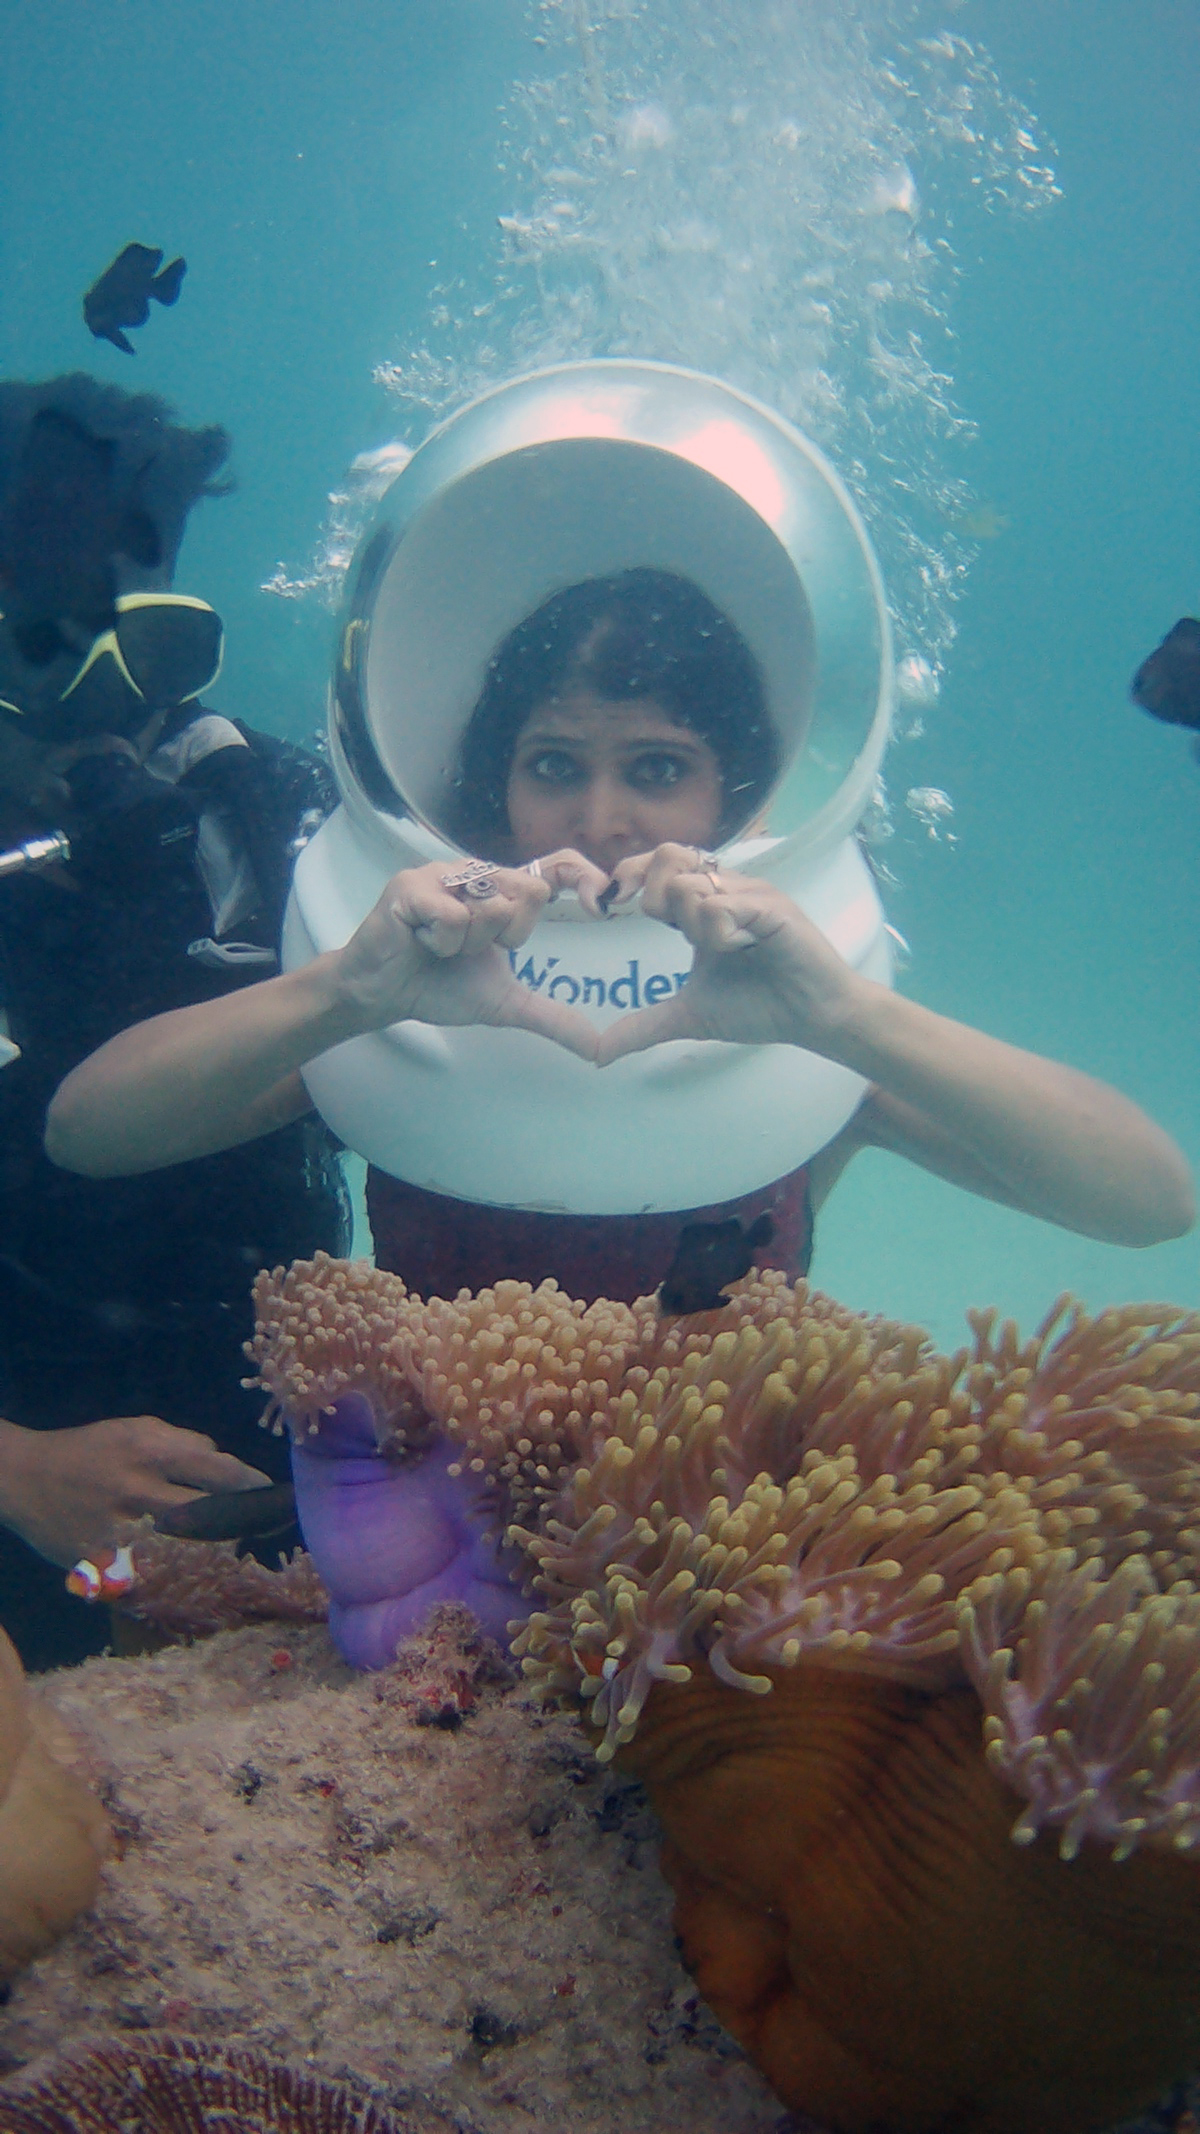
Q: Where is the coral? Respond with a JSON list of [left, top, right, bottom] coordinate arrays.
[[0, 1628, 109, 1985], [0, 2033, 409, 2132], [116, 1531, 329, 1638], [247, 1258, 1200, 2134]]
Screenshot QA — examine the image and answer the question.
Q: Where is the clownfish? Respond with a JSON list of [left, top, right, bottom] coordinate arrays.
[[66, 1543, 139, 1602]]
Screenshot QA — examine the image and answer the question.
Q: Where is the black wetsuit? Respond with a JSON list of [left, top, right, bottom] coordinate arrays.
[[0, 714, 349, 1668]]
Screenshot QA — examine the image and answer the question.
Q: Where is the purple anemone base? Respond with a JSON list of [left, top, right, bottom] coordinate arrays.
[[289, 1391, 532, 1670]]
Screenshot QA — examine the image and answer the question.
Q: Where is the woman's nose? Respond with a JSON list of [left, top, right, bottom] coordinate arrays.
[[578, 772, 631, 842]]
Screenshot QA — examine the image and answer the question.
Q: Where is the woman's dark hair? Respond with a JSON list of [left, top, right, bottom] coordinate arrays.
[[453, 567, 779, 853], [0, 373, 232, 587]]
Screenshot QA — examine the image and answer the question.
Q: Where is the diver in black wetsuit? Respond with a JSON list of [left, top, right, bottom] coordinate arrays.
[[0, 375, 348, 1669]]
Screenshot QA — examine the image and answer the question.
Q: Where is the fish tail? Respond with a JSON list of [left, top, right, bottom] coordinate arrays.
[[151, 257, 187, 307]]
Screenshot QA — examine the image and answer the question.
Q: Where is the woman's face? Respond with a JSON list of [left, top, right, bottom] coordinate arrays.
[[505, 690, 723, 873]]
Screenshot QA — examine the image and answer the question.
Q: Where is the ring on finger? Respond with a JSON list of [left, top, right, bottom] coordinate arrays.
[[524, 857, 544, 880], [691, 847, 722, 885], [441, 858, 500, 902]]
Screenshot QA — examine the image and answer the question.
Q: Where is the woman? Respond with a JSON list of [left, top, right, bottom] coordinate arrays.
[[46, 566, 1194, 1274], [41, 567, 1193, 1664]]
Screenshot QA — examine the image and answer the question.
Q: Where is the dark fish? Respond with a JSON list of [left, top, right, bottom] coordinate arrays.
[[153, 1482, 297, 1545], [658, 1213, 775, 1316], [0, 406, 160, 665], [1131, 618, 1200, 734], [83, 243, 187, 355]]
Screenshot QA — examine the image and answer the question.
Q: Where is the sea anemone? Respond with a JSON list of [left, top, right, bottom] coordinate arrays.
[[0, 2034, 412, 2133], [243, 1257, 656, 1666], [247, 1252, 650, 1512], [248, 1260, 1200, 2133], [115, 1531, 329, 1639], [0, 1627, 109, 1984]]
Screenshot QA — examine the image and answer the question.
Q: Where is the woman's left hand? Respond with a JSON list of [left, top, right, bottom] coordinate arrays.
[[592, 847, 1195, 1249], [595, 844, 863, 1063]]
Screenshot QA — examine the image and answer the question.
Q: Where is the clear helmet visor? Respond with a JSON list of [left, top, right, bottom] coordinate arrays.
[[332, 360, 892, 869]]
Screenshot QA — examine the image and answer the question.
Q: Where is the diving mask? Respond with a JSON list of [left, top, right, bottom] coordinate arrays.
[[0, 592, 224, 741]]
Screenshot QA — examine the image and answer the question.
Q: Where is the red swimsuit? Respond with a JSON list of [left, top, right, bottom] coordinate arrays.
[[366, 1162, 813, 1307]]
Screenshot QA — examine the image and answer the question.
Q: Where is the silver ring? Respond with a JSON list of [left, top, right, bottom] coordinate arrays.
[[441, 858, 500, 902], [691, 848, 722, 884], [524, 857, 544, 880]]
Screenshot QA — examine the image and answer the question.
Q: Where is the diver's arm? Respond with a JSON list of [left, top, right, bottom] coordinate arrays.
[[0, 1416, 271, 1567], [46, 852, 609, 1177], [599, 847, 1195, 1247]]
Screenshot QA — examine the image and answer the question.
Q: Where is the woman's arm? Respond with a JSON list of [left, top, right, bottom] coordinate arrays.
[[45, 956, 354, 1175], [47, 852, 609, 1177], [598, 846, 1195, 1248], [818, 996, 1194, 1244]]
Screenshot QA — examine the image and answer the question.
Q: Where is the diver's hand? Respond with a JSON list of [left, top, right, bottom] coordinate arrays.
[[595, 843, 864, 1063], [0, 1416, 272, 1568], [331, 850, 611, 1061]]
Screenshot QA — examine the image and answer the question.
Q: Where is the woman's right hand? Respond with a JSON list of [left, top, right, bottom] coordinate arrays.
[[45, 849, 614, 1179], [329, 850, 611, 1058], [0, 1416, 273, 1568]]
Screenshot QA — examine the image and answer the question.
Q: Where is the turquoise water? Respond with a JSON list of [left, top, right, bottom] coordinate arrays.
[[2, 0, 1196, 1348], [819, 2, 1200, 1340]]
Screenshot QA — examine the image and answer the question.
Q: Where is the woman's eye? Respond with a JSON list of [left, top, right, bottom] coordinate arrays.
[[627, 753, 688, 791], [525, 750, 582, 787]]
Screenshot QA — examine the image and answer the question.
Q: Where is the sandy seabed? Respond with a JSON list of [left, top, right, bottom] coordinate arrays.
[[0, 1605, 1195, 2134], [0, 1610, 789, 2134]]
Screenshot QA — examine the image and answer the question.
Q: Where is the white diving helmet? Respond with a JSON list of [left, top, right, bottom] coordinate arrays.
[[284, 359, 894, 1214]]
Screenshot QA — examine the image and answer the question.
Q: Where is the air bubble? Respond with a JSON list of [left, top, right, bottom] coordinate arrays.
[[277, 0, 1060, 727], [619, 101, 674, 150], [896, 654, 940, 707], [905, 787, 957, 843]]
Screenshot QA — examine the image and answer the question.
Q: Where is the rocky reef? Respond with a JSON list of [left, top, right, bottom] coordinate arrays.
[[0, 1609, 782, 2133]]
